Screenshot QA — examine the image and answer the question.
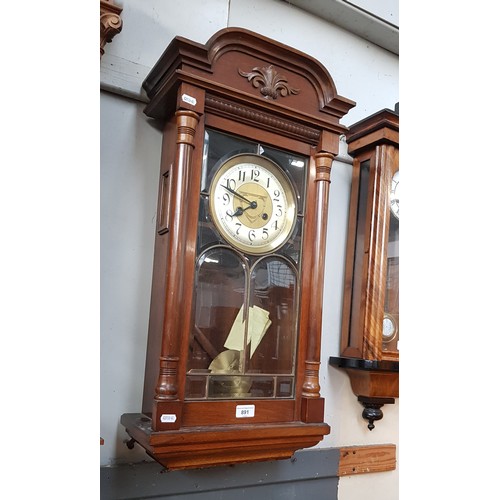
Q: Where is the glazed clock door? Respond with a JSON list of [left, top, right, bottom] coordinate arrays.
[[186, 129, 306, 404]]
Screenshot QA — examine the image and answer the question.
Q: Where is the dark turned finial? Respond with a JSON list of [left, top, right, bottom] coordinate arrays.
[[358, 396, 395, 431]]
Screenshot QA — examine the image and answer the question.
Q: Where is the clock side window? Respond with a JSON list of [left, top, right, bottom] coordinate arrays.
[[383, 171, 399, 351]]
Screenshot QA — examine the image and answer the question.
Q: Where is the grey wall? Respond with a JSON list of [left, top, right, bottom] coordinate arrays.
[[101, 448, 340, 500]]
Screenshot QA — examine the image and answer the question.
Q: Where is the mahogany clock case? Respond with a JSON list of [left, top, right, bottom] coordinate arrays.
[[120, 27, 355, 470]]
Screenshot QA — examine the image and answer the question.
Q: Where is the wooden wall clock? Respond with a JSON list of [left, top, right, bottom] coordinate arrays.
[[329, 107, 399, 430], [120, 27, 355, 470]]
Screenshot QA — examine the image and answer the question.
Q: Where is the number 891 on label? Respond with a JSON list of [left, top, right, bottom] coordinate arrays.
[[235, 404, 255, 418]]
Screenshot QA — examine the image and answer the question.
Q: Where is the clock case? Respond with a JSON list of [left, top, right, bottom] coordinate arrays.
[[329, 108, 399, 430], [120, 27, 355, 470]]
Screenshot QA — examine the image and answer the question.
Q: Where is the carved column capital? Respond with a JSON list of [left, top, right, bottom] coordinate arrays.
[[100, 0, 123, 58], [314, 152, 334, 183], [175, 110, 200, 146]]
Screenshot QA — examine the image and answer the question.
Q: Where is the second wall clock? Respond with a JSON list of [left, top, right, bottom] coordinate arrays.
[[330, 107, 399, 430]]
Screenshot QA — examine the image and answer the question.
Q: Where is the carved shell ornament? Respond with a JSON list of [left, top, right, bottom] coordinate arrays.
[[238, 65, 300, 100]]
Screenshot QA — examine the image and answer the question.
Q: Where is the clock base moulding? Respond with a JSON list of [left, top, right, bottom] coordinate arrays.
[[121, 413, 329, 471]]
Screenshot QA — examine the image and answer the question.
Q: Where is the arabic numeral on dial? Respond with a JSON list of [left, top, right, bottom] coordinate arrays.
[[226, 178, 236, 190], [225, 210, 233, 222], [222, 193, 230, 205], [262, 228, 269, 240], [251, 169, 260, 181], [248, 229, 256, 241], [238, 170, 246, 182], [235, 222, 242, 235], [276, 204, 283, 217]]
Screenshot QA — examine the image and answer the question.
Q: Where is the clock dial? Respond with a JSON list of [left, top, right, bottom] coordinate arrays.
[[209, 154, 297, 255], [390, 170, 399, 219], [382, 313, 397, 341]]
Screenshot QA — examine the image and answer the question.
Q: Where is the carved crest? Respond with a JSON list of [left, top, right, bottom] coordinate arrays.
[[238, 65, 300, 100]]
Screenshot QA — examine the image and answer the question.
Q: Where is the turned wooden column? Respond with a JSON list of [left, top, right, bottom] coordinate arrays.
[[300, 137, 336, 423], [301, 151, 334, 398], [154, 110, 200, 405]]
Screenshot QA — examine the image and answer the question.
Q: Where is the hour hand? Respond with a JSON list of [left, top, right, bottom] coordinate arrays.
[[231, 205, 254, 217], [231, 207, 244, 217]]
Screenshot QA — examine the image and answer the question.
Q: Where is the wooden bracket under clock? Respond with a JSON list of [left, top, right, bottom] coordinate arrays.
[[329, 357, 398, 430]]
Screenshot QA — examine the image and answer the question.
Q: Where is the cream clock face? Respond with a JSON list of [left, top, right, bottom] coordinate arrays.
[[390, 170, 399, 219], [208, 154, 297, 255]]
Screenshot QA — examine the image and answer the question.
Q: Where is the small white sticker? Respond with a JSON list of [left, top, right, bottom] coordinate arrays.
[[160, 414, 177, 423], [182, 94, 197, 106], [236, 404, 255, 418]]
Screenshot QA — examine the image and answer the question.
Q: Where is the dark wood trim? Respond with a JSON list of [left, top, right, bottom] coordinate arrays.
[[205, 94, 321, 144], [329, 356, 399, 372]]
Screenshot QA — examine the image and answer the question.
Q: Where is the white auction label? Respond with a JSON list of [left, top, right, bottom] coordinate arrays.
[[235, 404, 255, 418], [160, 414, 177, 423], [181, 94, 197, 106]]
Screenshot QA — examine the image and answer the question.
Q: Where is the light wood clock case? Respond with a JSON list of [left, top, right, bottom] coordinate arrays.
[[329, 107, 399, 430], [120, 27, 355, 470]]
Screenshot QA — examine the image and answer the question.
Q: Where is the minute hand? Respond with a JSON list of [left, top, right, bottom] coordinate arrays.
[[221, 185, 257, 208]]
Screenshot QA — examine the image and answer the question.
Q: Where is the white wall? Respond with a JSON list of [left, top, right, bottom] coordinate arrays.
[[100, 1, 399, 498], [100, 91, 162, 464]]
